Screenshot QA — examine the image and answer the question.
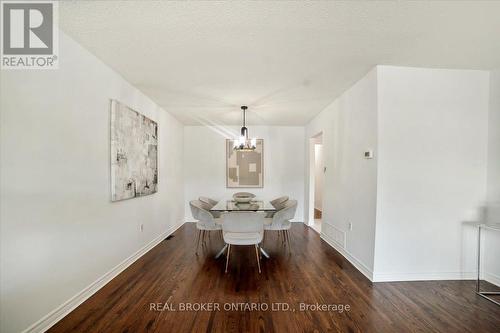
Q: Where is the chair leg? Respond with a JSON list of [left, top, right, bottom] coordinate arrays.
[[255, 244, 261, 273], [195, 230, 201, 255], [225, 244, 231, 273], [286, 230, 291, 253]]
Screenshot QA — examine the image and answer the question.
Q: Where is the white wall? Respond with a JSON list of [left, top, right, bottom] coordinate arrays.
[[314, 144, 324, 211], [305, 68, 379, 278], [373, 66, 489, 281], [307, 66, 492, 282], [483, 69, 500, 286], [486, 69, 500, 221], [0, 32, 184, 333], [184, 126, 305, 221]]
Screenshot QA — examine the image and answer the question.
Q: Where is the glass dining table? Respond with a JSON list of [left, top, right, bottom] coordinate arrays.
[[210, 199, 276, 212], [210, 199, 276, 259]]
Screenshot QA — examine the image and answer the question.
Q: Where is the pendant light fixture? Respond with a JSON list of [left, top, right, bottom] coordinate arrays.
[[234, 105, 257, 151]]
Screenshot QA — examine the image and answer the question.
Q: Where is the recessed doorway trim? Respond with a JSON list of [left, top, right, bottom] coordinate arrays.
[[308, 131, 324, 232]]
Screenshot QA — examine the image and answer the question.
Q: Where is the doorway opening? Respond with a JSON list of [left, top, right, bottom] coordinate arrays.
[[309, 132, 324, 234]]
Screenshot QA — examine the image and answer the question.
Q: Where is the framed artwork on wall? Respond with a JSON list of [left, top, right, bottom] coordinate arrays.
[[110, 100, 158, 201], [226, 139, 264, 188]]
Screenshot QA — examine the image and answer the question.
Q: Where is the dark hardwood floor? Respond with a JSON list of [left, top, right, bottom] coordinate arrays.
[[49, 223, 500, 333]]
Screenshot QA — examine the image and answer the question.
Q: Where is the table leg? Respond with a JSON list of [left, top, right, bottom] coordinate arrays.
[[475, 225, 500, 307], [214, 244, 228, 259], [260, 247, 270, 259]]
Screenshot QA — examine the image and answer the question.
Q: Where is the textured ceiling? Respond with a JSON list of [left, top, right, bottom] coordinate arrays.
[[60, 1, 500, 125]]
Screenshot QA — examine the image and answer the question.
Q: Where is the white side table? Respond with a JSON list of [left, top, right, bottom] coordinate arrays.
[[465, 222, 500, 306]]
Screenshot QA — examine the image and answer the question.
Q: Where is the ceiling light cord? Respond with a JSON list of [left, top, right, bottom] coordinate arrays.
[[241, 106, 248, 139]]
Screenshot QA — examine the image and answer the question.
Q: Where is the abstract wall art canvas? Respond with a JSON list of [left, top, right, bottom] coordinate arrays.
[[110, 100, 158, 201], [226, 139, 264, 188]]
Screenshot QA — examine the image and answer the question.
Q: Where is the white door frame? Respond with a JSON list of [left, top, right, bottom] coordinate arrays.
[[308, 132, 323, 226]]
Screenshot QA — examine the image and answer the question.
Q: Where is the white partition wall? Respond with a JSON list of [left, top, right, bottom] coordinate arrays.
[[487, 69, 500, 219], [373, 66, 489, 281], [483, 69, 500, 285]]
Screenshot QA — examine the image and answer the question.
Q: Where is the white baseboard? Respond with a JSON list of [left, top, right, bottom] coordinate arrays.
[[320, 232, 374, 281], [484, 271, 500, 287], [22, 221, 185, 333], [372, 271, 477, 282], [373, 269, 500, 283], [319, 225, 498, 284]]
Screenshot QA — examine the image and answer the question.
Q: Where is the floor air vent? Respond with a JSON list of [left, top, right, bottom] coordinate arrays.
[[323, 223, 346, 248]]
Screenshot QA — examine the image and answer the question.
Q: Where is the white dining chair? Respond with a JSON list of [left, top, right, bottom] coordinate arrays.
[[190, 200, 222, 254], [199, 196, 221, 218], [267, 196, 289, 217], [264, 200, 297, 251], [199, 196, 218, 207], [270, 196, 289, 208], [221, 212, 265, 273]]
